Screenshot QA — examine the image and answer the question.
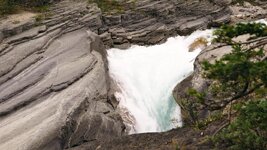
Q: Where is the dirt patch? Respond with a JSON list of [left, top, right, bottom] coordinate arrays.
[[0, 11, 37, 28]]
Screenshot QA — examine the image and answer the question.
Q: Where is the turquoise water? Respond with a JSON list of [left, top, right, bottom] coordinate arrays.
[[108, 30, 213, 133]]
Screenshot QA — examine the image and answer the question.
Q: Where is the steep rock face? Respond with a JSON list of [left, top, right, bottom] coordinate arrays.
[[0, 1, 124, 150], [173, 31, 267, 124], [173, 44, 233, 124], [98, 0, 232, 48]]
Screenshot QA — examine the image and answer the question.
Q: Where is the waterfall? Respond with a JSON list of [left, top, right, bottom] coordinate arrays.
[[108, 30, 213, 134]]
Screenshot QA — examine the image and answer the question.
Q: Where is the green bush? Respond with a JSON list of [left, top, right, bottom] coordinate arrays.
[[203, 23, 267, 100], [231, 0, 257, 5], [20, 0, 51, 7], [203, 23, 267, 149], [0, 0, 51, 16], [213, 23, 267, 44], [88, 0, 136, 14], [202, 45, 267, 99], [213, 99, 267, 149], [88, 0, 124, 13], [0, 0, 16, 15]]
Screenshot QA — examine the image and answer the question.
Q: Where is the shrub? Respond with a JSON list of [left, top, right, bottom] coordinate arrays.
[[203, 23, 267, 100], [0, 0, 16, 15], [231, 0, 257, 5], [0, 0, 52, 16], [213, 23, 267, 44], [203, 23, 267, 149], [88, 0, 136, 14], [213, 99, 267, 149], [202, 45, 267, 99], [88, 0, 124, 14]]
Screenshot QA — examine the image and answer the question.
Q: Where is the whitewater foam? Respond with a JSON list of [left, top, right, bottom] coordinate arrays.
[[108, 30, 213, 134]]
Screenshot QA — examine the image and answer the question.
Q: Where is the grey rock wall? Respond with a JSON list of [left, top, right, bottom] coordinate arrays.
[[98, 0, 232, 48], [0, 1, 124, 149]]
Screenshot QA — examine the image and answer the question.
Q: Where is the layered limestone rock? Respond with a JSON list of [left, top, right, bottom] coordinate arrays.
[[230, 1, 267, 23], [0, 1, 124, 149], [98, 0, 232, 48]]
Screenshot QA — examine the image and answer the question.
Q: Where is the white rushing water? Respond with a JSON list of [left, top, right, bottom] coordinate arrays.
[[107, 19, 267, 134], [255, 19, 267, 25], [108, 30, 213, 134]]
